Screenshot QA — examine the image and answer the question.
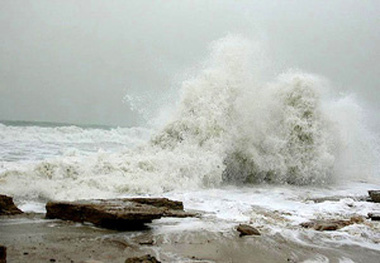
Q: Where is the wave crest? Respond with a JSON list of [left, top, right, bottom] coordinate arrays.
[[0, 36, 378, 200]]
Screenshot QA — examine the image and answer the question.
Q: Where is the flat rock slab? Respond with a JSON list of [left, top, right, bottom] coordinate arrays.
[[0, 194, 23, 216], [125, 255, 161, 263], [46, 198, 193, 230], [125, 198, 183, 210], [368, 190, 380, 203], [300, 216, 364, 231], [236, 224, 261, 236]]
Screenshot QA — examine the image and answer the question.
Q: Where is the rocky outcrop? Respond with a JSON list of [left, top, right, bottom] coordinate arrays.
[[368, 190, 380, 203], [368, 213, 380, 221], [46, 198, 195, 230], [236, 224, 261, 236], [0, 194, 23, 215], [300, 216, 364, 231], [0, 245, 6, 263], [125, 255, 160, 263]]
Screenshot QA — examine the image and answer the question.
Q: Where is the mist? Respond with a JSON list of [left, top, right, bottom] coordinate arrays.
[[0, 0, 379, 128]]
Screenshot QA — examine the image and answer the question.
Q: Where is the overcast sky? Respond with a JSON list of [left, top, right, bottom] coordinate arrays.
[[0, 0, 379, 128]]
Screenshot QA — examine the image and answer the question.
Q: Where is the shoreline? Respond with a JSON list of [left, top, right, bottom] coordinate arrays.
[[1, 213, 380, 263]]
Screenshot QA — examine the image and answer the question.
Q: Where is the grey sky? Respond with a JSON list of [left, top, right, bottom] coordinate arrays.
[[0, 0, 379, 127]]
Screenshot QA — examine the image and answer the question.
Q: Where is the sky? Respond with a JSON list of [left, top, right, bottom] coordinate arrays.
[[0, 0, 379, 128]]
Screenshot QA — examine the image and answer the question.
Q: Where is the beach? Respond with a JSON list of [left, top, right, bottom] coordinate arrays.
[[2, 212, 379, 263], [2, 184, 380, 263]]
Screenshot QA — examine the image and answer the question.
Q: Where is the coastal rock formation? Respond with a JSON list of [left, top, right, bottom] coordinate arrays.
[[300, 216, 364, 231], [236, 224, 261, 236], [368, 190, 380, 203], [125, 255, 161, 263], [0, 194, 23, 215], [46, 198, 194, 230]]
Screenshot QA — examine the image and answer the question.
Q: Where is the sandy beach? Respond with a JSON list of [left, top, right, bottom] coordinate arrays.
[[1, 212, 379, 263]]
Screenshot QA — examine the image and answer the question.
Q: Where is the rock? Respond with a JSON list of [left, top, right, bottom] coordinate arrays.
[[368, 213, 380, 221], [138, 238, 155, 246], [125, 255, 160, 263], [300, 216, 364, 231], [368, 190, 380, 203], [0, 194, 23, 215], [0, 245, 6, 263], [162, 209, 198, 218], [126, 198, 183, 210], [236, 224, 261, 236], [46, 198, 192, 230], [125, 198, 196, 217], [305, 222, 341, 231]]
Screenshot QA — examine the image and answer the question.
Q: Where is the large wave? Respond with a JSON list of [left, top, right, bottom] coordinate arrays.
[[0, 36, 378, 201]]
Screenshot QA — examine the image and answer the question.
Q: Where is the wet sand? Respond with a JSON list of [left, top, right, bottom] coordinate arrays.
[[1, 213, 379, 263]]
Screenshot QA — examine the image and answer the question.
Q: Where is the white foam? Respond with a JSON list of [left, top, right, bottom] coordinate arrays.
[[1, 36, 379, 200], [0, 124, 151, 162]]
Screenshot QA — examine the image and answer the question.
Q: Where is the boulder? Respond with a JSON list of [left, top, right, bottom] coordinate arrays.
[[46, 198, 193, 230], [125, 255, 160, 263], [0, 194, 23, 215], [368, 190, 380, 203], [368, 213, 380, 221], [300, 216, 364, 231], [0, 245, 6, 263], [236, 224, 261, 236]]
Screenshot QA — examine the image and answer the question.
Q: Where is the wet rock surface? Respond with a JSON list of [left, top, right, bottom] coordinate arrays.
[[126, 198, 183, 210], [0, 194, 23, 216], [125, 254, 161, 263], [368, 190, 380, 203], [300, 216, 364, 231], [237, 224, 261, 236], [46, 198, 194, 230]]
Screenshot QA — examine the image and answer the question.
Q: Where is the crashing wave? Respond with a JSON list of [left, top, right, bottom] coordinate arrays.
[[0, 36, 378, 200]]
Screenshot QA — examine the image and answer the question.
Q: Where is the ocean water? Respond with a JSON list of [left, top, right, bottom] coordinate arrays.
[[1, 36, 379, 260]]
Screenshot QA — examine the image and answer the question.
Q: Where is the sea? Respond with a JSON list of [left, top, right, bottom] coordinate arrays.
[[1, 36, 379, 261]]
